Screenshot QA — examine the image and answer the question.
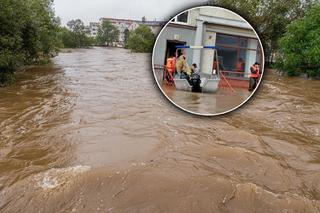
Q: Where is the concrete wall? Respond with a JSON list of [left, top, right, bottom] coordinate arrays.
[[153, 26, 196, 66], [201, 30, 216, 74], [199, 7, 242, 21], [188, 7, 246, 26], [245, 39, 259, 77], [188, 8, 200, 26], [206, 24, 257, 38]]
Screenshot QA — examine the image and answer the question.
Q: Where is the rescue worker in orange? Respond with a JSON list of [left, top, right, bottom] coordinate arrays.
[[166, 53, 176, 83], [248, 62, 260, 91]]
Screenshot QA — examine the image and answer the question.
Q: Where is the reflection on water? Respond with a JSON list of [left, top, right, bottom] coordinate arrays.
[[162, 84, 251, 114], [0, 47, 320, 212]]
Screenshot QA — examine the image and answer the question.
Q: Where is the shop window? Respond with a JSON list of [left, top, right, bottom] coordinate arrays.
[[216, 34, 238, 46], [217, 46, 237, 70], [238, 49, 247, 72], [216, 33, 261, 77]]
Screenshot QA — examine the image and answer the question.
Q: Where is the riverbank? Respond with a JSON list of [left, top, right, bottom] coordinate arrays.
[[1, 48, 320, 212], [0, 48, 89, 87], [273, 68, 320, 80]]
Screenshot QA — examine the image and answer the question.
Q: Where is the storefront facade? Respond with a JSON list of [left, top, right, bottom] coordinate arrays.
[[153, 7, 263, 80]]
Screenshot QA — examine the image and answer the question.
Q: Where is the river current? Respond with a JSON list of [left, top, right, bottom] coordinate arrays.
[[0, 47, 319, 212]]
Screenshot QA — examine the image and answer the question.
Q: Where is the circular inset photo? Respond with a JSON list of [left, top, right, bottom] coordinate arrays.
[[152, 6, 264, 116]]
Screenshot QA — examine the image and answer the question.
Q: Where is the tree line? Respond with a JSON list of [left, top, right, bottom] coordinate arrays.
[[0, 0, 155, 85], [1, 0, 319, 85], [60, 19, 155, 52]]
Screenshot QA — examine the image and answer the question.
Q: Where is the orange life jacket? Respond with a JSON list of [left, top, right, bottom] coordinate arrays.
[[250, 65, 259, 78], [166, 57, 175, 73]]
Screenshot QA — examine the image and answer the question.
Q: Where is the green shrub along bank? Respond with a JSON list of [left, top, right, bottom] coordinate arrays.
[[59, 19, 95, 48], [0, 0, 60, 86], [125, 25, 155, 53], [276, 5, 320, 77], [0, 71, 15, 87]]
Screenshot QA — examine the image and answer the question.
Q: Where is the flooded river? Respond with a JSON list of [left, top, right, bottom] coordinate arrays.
[[0, 47, 320, 212]]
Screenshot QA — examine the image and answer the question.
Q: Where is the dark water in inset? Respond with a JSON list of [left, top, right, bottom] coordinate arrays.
[[0, 47, 320, 212]]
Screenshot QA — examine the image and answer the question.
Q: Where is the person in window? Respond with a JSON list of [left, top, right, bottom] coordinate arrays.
[[248, 62, 260, 91], [236, 58, 245, 72]]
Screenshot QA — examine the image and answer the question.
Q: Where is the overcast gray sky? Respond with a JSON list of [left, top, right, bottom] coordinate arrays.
[[54, 0, 208, 25]]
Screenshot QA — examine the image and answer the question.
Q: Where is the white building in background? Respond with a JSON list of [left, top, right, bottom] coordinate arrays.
[[99, 17, 165, 47], [153, 7, 263, 79], [99, 18, 139, 46], [89, 22, 99, 37]]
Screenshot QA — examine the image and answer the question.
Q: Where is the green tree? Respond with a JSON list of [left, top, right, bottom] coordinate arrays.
[[208, 0, 318, 63], [0, 0, 60, 85], [126, 25, 155, 53], [57, 27, 75, 48], [57, 25, 94, 48], [96, 20, 120, 46], [276, 4, 320, 77], [66, 19, 88, 48], [0, 0, 26, 73]]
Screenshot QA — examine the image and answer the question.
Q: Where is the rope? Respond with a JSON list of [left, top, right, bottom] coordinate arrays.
[[219, 71, 236, 93]]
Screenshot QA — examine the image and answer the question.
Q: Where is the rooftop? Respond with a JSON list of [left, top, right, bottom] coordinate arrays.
[[100, 17, 165, 26]]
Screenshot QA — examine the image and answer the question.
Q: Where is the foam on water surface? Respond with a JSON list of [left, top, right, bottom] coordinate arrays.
[[35, 165, 91, 190]]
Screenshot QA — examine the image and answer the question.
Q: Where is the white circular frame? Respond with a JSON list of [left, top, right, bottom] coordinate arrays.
[[152, 6, 265, 116]]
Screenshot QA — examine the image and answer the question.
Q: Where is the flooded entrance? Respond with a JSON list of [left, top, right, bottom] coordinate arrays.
[[162, 84, 251, 114], [0, 47, 320, 212]]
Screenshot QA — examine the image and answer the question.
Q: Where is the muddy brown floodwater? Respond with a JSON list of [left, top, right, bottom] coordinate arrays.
[[162, 84, 251, 115], [0, 47, 320, 213]]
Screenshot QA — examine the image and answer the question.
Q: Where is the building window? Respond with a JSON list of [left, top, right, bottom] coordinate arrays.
[[172, 12, 189, 24], [177, 12, 188, 23], [216, 33, 262, 77]]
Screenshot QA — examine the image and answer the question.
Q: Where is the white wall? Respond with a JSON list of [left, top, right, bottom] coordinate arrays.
[[245, 39, 258, 77], [200, 30, 216, 74], [199, 7, 242, 21], [153, 25, 196, 66]]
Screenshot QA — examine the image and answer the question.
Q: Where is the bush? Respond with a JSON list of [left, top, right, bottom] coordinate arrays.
[[0, 71, 15, 87], [0, 0, 60, 84], [58, 19, 95, 48], [125, 25, 155, 53], [276, 4, 320, 77]]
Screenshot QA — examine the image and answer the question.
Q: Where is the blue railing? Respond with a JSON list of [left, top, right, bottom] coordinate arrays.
[[175, 45, 216, 49]]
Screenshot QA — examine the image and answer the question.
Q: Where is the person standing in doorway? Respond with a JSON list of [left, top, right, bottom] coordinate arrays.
[[248, 62, 260, 91]]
